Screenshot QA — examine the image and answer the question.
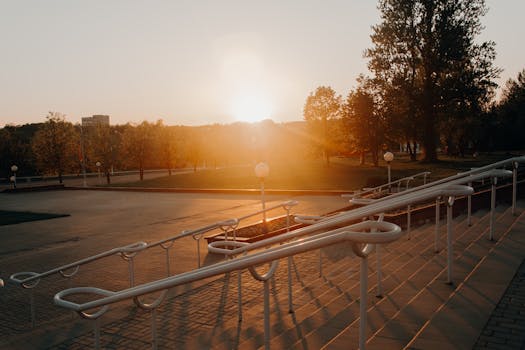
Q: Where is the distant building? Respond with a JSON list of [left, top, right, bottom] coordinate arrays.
[[82, 115, 110, 127]]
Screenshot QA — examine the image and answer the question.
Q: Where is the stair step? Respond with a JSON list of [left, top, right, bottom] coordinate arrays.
[[324, 206, 519, 350]]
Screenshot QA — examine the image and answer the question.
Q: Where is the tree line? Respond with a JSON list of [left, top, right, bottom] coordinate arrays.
[[0, 114, 310, 181], [303, 0, 524, 165]]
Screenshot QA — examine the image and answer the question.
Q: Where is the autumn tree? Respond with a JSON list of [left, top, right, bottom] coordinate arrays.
[[366, 0, 499, 161], [31, 112, 78, 183], [84, 124, 119, 184], [154, 121, 179, 175], [303, 86, 341, 165], [343, 77, 384, 166], [121, 121, 154, 180]]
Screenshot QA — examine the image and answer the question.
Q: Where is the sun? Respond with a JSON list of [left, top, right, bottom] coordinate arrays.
[[231, 92, 273, 123]]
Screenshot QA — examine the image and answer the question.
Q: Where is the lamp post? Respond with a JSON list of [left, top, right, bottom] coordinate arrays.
[[255, 162, 270, 222], [96, 162, 101, 184], [10, 165, 18, 189], [383, 152, 394, 191]]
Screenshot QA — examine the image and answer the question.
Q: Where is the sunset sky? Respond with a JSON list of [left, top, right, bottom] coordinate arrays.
[[1, 0, 524, 127]]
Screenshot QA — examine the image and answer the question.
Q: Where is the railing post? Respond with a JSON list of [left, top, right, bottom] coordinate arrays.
[[94, 318, 101, 350], [238, 270, 243, 321], [407, 204, 412, 239], [29, 289, 36, 328], [376, 245, 382, 297], [264, 279, 270, 350], [489, 177, 497, 241], [359, 256, 368, 350], [128, 257, 135, 287], [446, 196, 454, 284], [435, 196, 440, 253], [165, 247, 171, 276], [151, 308, 158, 350], [467, 181, 472, 226], [513, 161, 518, 216]]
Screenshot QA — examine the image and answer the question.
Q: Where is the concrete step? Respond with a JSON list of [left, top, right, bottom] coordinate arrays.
[[216, 209, 499, 349], [322, 206, 519, 349]]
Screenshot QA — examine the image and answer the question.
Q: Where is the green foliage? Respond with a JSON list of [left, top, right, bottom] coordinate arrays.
[[342, 76, 383, 166], [366, 0, 499, 160], [303, 86, 342, 165], [31, 112, 78, 183]]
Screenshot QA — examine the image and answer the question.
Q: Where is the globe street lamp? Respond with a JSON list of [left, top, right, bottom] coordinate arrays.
[[96, 161, 101, 184], [10, 165, 18, 189], [383, 152, 394, 190], [255, 162, 270, 222]]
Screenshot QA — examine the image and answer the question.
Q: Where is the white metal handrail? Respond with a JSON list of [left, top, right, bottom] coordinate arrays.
[[343, 171, 431, 199], [370, 156, 524, 206], [9, 199, 298, 328], [55, 220, 403, 350], [53, 183, 472, 350]]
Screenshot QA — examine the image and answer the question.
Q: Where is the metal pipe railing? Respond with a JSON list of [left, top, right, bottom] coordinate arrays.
[[342, 171, 431, 199], [293, 169, 511, 279], [9, 199, 298, 328], [55, 178, 485, 350], [55, 220, 403, 350]]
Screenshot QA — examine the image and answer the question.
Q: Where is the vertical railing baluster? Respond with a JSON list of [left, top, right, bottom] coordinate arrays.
[[263, 279, 270, 350], [435, 196, 440, 252], [446, 196, 454, 284], [359, 256, 368, 350], [407, 204, 412, 239], [489, 176, 497, 241], [94, 318, 101, 350], [467, 181, 472, 226], [512, 161, 518, 216]]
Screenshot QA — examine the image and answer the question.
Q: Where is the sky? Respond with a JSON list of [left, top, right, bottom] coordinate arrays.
[[1, 0, 524, 127]]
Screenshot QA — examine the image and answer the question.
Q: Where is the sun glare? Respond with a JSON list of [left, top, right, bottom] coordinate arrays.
[[231, 93, 273, 123]]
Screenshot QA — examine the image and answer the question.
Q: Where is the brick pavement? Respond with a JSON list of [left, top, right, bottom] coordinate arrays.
[[474, 258, 525, 350]]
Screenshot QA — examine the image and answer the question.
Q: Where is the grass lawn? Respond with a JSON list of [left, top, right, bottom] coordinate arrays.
[[110, 152, 519, 191], [0, 210, 70, 226]]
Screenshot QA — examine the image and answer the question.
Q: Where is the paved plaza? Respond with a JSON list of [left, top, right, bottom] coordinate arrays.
[[0, 189, 349, 348]]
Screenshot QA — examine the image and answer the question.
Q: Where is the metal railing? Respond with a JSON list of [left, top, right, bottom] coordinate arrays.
[[55, 182, 479, 350], [10, 199, 298, 328], [298, 169, 513, 275], [48, 156, 525, 349], [56, 220, 403, 350], [343, 171, 431, 199]]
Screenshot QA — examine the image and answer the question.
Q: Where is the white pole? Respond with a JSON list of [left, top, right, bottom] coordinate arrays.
[[446, 197, 454, 284], [435, 197, 440, 253], [359, 257, 368, 350], [489, 177, 497, 241], [467, 181, 472, 226], [512, 162, 518, 216], [264, 279, 270, 350]]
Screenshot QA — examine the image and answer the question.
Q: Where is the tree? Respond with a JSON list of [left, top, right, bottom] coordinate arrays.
[[493, 69, 525, 149], [366, 0, 499, 161], [121, 121, 154, 180], [303, 86, 342, 165], [154, 121, 179, 176], [343, 77, 383, 166], [84, 124, 119, 184], [31, 112, 78, 183]]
